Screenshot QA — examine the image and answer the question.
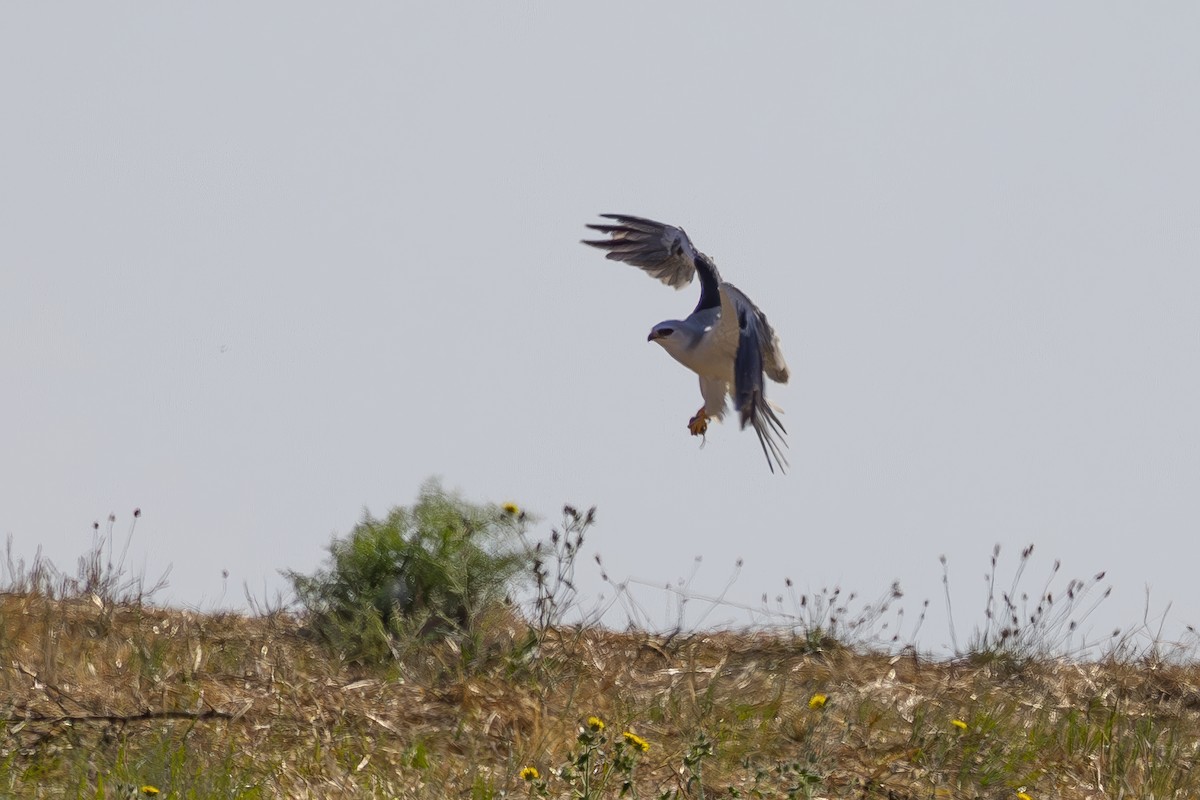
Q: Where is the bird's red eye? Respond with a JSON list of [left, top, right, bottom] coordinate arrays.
[[658, 328, 674, 337]]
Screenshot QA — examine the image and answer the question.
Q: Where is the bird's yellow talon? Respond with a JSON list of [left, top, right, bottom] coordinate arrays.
[[687, 408, 709, 437]]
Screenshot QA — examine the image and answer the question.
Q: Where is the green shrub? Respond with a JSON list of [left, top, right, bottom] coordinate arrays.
[[285, 479, 531, 662]]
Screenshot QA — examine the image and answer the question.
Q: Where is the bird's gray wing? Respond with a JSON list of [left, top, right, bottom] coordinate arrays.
[[583, 214, 722, 311], [720, 283, 789, 474], [750, 300, 789, 385]]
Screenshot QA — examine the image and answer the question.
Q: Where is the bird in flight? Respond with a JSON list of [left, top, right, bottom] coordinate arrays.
[[582, 214, 790, 473]]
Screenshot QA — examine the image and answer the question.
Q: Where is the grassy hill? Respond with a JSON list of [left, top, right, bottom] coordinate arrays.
[[4, 494, 1198, 798], [3, 588, 1200, 799]]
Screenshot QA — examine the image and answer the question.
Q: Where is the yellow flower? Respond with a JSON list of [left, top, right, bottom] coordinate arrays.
[[140, 789, 161, 796], [808, 693, 828, 709], [622, 731, 650, 752], [587, 716, 605, 732], [520, 766, 539, 781], [502, 502, 520, 515], [1016, 792, 1032, 800], [951, 719, 968, 731]]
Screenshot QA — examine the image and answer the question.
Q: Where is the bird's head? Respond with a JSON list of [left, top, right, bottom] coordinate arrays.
[[647, 321, 695, 359], [647, 322, 680, 344]]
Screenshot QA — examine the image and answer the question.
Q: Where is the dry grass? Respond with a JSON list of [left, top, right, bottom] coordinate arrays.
[[3, 589, 1200, 799]]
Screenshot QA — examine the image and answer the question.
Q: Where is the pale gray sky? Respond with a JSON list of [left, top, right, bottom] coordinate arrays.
[[3, 4, 1198, 652]]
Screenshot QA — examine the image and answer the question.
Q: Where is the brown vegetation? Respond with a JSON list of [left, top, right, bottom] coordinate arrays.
[[3, 590, 1200, 798]]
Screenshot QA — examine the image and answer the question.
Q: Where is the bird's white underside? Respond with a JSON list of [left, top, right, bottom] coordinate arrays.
[[653, 283, 764, 420]]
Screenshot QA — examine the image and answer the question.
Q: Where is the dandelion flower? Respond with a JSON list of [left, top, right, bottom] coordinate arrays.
[[520, 766, 539, 781], [951, 719, 968, 731], [140, 788, 160, 796], [808, 693, 828, 709], [502, 502, 520, 515], [587, 716, 605, 732], [1016, 792, 1032, 800], [622, 731, 650, 752]]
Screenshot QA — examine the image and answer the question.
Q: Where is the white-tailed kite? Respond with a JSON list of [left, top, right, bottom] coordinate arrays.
[[583, 214, 790, 473]]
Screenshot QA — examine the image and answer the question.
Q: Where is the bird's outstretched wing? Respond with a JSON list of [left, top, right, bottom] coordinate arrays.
[[721, 283, 789, 474], [582, 214, 722, 312]]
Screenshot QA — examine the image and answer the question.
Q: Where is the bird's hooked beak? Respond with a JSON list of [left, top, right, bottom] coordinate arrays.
[[647, 329, 664, 342]]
